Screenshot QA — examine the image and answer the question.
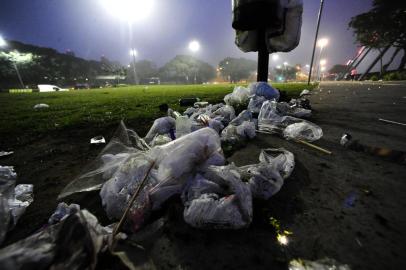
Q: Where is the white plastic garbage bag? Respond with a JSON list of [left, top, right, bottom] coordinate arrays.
[[283, 122, 323, 142], [221, 121, 256, 143], [144, 117, 176, 143], [247, 95, 267, 114], [224, 86, 250, 107], [210, 105, 236, 126], [183, 165, 253, 229], [9, 184, 34, 226], [175, 116, 192, 138], [240, 148, 295, 200], [0, 166, 16, 244]]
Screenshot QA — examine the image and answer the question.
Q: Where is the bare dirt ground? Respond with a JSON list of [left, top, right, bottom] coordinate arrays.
[[1, 81, 405, 269]]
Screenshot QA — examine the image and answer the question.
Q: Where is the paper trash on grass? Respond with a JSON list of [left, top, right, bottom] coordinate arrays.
[[289, 258, 351, 270], [90, 136, 106, 144]]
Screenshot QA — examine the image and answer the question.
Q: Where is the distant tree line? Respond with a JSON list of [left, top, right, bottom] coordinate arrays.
[[0, 40, 261, 89]]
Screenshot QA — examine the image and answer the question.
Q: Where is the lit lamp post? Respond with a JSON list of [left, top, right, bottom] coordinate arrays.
[[188, 40, 200, 84], [0, 35, 25, 89], [129, 49, 138, 85], [283, 62, 288, 82], [315, 38, 328, 81]]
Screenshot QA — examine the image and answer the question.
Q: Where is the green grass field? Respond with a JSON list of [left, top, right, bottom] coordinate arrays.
[[0, 83, 315, 138]]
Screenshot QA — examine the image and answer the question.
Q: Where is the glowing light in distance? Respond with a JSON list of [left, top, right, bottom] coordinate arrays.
[[189, 40, 200, 53], [320, 59, 327, 66], [317, 38, 329, 48], [130, 49, 137, 56], [272, 54, 279, 61], [283, 62, 288, 66], [101, 0, 154, 22], [0, 35, 6, 47], [276, 65, 281, 69]]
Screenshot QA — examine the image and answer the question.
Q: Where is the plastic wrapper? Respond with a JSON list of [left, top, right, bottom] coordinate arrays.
[[58, 121, 150, 200], [9, 184, 34, 226], [224, 86, 250, 107], [283, 122, 323, 142], [150, 134, 172, 147], [221, 121, 256, 144], [249, 82, 280, 100], [0, 209, 113, 270], [48, 202, 81, 225], [183, 165, 253, 229], [229, 110, 253, 126], [175, 115, 192, 138], [210, 105, 236, 126], [144, 117, 176, 143], [0, 166, 16, 244], [289, 258, 351, 270], [33, 103, 49, 109], [247, 95, 267, 114]]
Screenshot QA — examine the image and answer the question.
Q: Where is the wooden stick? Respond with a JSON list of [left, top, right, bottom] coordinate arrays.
[[379, 118, 406, 126], [257, 129, 332, 155], [113, 160, 156, 237], [294, 139, 332, 155]]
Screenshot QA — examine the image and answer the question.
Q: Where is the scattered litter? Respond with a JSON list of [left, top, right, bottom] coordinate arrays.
[[283, 122, 323, 142], [0, 166, 33, 244], [340, 133, 352, 146], [289, 258, 351, 270], [378, 118, 406, 126], [90, 136, 106, 144], [33, 103, 49, 109], [0, 151, 13, 158], [48, 202, 80, 225], [299, 89, 310, 97], [194, 101, 209, 108]]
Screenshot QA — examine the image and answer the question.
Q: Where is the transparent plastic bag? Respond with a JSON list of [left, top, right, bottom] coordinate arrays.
[[229, 110, 252, 126], [9, 184, 34, 226], [210, 105, 236, 126], [58, 121, 150, 200], [248, 82, 280, 100], [283, 122, 323, 142], [240, 148, 295, 200], [183, 164, 253, 229], [0, 166, 16, 244], [221, 121, 256, 144], [144, 117, 176, 143], [224, 86, 250, 107], [247, 95, 267, 114], [175, 115, 192, 138]]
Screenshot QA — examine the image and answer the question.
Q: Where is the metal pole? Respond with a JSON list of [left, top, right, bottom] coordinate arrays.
[[13, 62, 25, 89], [257, 28, 269, 82], [132, 53, 138, 85], [308, 0, 325, 85], [358, 45, 391, 81]]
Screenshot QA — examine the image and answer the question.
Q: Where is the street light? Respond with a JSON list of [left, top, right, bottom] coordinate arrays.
[[101, 0, 154, 23], [0, 35, 25, 89], [130, 49, 138, 84], [272, 54, 279, 61], [189, 40, 200, 53], [315, 38, 329, 81], [189, 40, 200, 84]]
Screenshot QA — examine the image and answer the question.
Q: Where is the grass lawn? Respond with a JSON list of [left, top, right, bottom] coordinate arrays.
[[0, 83, 315, 139]]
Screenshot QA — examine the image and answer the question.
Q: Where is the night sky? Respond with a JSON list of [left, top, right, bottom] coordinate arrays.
[[2, 0, 392, 72]]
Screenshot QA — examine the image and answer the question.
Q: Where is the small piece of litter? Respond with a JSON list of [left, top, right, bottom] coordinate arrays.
[[33, 103, 49, 109], [0, 151, 14, 158], [90, 136, 106, 144]]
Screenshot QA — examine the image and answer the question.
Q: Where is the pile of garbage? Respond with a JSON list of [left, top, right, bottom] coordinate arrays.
[[57, 82, 319, 231], [0, 82, 323, 268]]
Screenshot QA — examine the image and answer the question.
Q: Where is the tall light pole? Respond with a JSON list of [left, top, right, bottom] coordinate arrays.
[[308, 0, 325, 85], [0, 35, 25, 89], [315, 38, 328, 81], [129, 49, 138, 85], [188, 40, 200, 84]]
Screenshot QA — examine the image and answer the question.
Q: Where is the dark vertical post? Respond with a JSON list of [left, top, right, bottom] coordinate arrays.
[[257, 28, 269, 82], [308, 0, 325, 85], [358, 45, 391, 81]]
